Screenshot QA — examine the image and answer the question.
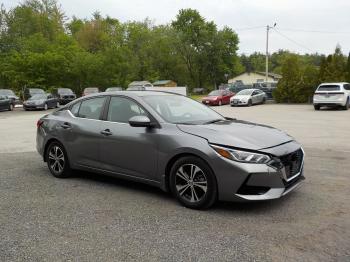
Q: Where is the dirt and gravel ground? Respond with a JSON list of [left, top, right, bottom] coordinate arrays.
[[0, 105, 349, 262]]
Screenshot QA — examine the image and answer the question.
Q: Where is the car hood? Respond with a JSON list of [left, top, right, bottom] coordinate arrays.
[[232, 95, 251, 100], [177, 119, 293, 150]]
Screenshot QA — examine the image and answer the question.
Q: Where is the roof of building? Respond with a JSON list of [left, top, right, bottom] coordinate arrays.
[[128, 81, 152, 87], [230, 71, 282, 79], [256, 72, 282, 79]]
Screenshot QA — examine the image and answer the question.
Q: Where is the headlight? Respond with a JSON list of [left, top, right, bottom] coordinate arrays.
[[211, 144, 271, 164]]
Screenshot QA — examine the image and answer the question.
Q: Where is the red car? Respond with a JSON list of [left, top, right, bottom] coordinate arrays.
[[201, 90, 234, 106]]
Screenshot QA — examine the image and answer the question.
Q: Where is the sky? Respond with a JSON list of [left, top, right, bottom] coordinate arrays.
[[2, 0, 350, 55]]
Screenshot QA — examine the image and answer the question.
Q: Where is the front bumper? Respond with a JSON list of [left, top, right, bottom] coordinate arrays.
[[210, 141, 305, 202], [23, 104, 45, 110], [230, 100, 248, 106]]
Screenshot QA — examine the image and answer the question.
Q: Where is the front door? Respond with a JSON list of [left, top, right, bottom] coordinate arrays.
[[99, 96, 158, 180]]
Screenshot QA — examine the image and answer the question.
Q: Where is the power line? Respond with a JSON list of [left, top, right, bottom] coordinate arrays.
[[277, 28, 350, 34], [272, 28, 315, 53]]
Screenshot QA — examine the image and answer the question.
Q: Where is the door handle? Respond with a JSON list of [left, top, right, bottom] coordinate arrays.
[[100, 129, 112, 136], [61, 122, 71, 129]]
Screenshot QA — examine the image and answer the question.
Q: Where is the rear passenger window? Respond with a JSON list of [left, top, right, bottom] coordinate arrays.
[[78, 97, 105, 120], [70, 102, 81, 116]]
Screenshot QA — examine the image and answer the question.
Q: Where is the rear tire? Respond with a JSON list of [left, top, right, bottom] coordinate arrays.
[[314, 105, 320, 110], [46, 142, 71, 178], [169, 156, 217, 210]]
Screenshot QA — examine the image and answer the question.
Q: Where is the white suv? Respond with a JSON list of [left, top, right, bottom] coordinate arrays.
[[313, 82, 350, 110]]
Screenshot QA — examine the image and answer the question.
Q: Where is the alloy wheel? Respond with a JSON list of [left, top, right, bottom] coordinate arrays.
[[175, 164, 208, 203], [48, 145, 65, 174]]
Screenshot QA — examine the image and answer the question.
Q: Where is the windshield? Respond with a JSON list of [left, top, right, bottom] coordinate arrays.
[[29, 94, 47, 100], [58, 88, 73, 94], [0, 89, 15, 96], [106, 87, 122, 92], [85, 88, 98, 92], [208, 90, 222, 96], [30, 89, 45, 94], [317, 85, 340, 91], [237, 89, 253, 96], [143, 95, 225, 125]]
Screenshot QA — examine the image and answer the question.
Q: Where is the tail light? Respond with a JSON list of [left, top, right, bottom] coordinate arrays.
[[37, 119, 44, 128]]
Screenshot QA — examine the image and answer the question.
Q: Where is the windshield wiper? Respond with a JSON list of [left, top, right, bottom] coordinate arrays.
[[203, 119, 225, 125]]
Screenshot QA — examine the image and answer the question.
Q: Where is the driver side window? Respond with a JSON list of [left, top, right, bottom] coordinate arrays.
[[107, 96, 147, 123]]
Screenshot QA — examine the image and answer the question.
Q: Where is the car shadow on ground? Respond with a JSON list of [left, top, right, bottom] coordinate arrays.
[[70, 169, 291, 213]]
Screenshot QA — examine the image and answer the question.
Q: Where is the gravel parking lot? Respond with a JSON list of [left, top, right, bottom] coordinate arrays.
[[1, 105, 349, 261]]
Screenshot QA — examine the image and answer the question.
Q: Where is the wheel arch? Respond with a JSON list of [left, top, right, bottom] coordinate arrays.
[[43, 138, 65, 162], [163, 152, 217, 193]]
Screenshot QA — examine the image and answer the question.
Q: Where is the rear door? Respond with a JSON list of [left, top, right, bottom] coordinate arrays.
[[98, 96, 158, 180], [61, 96, 107, 169]]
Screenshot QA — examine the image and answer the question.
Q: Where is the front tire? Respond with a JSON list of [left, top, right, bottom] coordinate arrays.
[[46, 142, 71, 178], [44, 103, 48, 110], [169, 156, 217, 209], [218, 100, 222, 106], [247, 99, 252, 107], [314, 105, 320, 110], [8, 104, 14, 111]]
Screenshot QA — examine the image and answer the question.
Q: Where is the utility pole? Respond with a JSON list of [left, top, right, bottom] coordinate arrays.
[[265, 23, 276, 82]]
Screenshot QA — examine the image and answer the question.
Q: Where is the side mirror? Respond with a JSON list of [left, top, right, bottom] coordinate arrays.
[[129, 115, 153, 127]]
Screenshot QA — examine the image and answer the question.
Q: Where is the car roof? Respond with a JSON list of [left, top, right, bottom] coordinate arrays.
[[319, 82, 349, 85]]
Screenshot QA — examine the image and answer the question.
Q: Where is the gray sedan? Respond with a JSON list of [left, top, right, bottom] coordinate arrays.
[[230, 89, 267, 106], [36, 91, 304, 209]]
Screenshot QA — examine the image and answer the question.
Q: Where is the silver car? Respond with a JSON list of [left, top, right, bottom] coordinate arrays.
[[230, 89, 267, 106], [37, 91, 305, 209]]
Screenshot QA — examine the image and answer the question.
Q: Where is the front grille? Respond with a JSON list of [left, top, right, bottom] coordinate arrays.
[[279, 148, 304, 180]]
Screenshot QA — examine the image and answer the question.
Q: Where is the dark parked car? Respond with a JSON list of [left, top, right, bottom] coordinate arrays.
[[201, 90, 234, 106], [23, 93, 58, 111], [53, 88, 76, 105], [82, 87, 100, 96], [37, 91, 305, 209], [0, 89, 20, 106], [105, 87, 123, 92], [24, 88, 45, 100], [0, 95, 13, 111]]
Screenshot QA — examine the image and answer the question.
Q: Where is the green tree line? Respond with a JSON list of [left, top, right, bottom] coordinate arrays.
[[0, 0, 241, 95]]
